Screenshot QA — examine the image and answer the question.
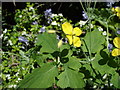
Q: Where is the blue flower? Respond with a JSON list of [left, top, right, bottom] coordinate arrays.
[[108, 43, 113, 52], [39, 26, 46, 33], [32, 21, 38, 25], [56, 35, 67, 43], [117, 30, 120, 34], [18, 36, 28, 44], [44, 9, 52, 24], [82, 11, 88, 20], [62, 38, 68, 43], [44, 9, 52, 18], [56, 35, 62, 40]]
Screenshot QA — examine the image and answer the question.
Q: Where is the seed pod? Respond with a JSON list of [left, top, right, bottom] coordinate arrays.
[[47, 30, 56, 33]]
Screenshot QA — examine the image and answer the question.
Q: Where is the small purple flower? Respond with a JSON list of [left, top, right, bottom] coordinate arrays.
[[18, 36, 28, 44], [44, 9, 52, 18], [56, 35, 62, 40], [117, 30, 120, 34], [63, 38, 68, 43], [44, 8, 52, 24], [39, 26, 46, 33], [108, 43, 113, 52], [82, 11, 88, 20], [47, 18, 52, 24], [56, 35, 67, 43], [32, 21, 38, 25]]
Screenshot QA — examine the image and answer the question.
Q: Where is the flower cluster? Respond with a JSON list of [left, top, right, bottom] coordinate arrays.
[[82, 11, 88, 20], [44, 9, 53, 24], [112, 6, 120, 19], [39, 26, 46, 33], [62, 22, 82, 47], [18, 36, 28, 45]]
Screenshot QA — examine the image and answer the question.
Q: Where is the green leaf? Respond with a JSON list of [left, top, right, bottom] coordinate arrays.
[[36, 33, 58, 53], [80, 64, 92, 78], [18, 62, 58, 88], [91, 50, 115, 75], [60, 44, 73, 57], [82, 30, 105, 53], [65, 57, 81, 71], [35, 55, 46, 66], [57, 68, 85, 88], [111, 72, 120, 89], [60, 44, 70, 52]]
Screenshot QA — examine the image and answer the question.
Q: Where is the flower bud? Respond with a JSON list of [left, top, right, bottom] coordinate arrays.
[[58, 39, 63, 48], [47, 30, 56, 33]]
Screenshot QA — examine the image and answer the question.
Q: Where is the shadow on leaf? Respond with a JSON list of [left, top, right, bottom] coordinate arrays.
[[60, 57, 69, 63], [98, 50, 108, 65], [61, 49, 69, 57], [51, 51, 60, 58]]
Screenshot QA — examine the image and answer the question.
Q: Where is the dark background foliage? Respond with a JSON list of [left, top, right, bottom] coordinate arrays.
[[2, 2, 120, 27]]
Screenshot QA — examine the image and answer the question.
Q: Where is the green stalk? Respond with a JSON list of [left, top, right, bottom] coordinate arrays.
[[79, 0, 87, 13], [106, 14, 116, 49]]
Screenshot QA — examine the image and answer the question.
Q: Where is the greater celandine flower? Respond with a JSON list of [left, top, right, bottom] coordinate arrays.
[[62, 22, 82, 47], [112, 6, 120, 19], [111, 37, 120, 56]]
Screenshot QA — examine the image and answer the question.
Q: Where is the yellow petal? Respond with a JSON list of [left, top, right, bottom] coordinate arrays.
[[117, 13, 120, 18], [112, 48, 120, 56], [73, 36, 81, 47], [113, 37, 120, 48], [115, 7, 120, 13], [62, 22, 73, 35], [73, 27, 82, 36], [66, 35, 72, 45], [112, 7, 115, 12]]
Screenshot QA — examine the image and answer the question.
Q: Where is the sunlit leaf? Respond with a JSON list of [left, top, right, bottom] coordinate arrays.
[[111, 72, 120, 89], [36, 33, 58, 53], [57, 68, 85, 88], [82, 30, 105, 53], [18, 62, 58, 88]]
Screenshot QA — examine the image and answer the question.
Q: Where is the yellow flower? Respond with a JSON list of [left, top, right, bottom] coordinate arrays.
[[115, 7, 120, 13], [62, 22, 82, 47], [112, 7, 120, 18], [112, 7, 115, 12], [111, 37, 120, 56], [117, 13, 120, 18]]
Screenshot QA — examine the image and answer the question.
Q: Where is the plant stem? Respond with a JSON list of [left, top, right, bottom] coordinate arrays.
[[106, 14, 116, 49]]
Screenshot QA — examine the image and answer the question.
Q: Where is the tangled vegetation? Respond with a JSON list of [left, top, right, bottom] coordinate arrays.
[[1, 1, 120, 89]]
